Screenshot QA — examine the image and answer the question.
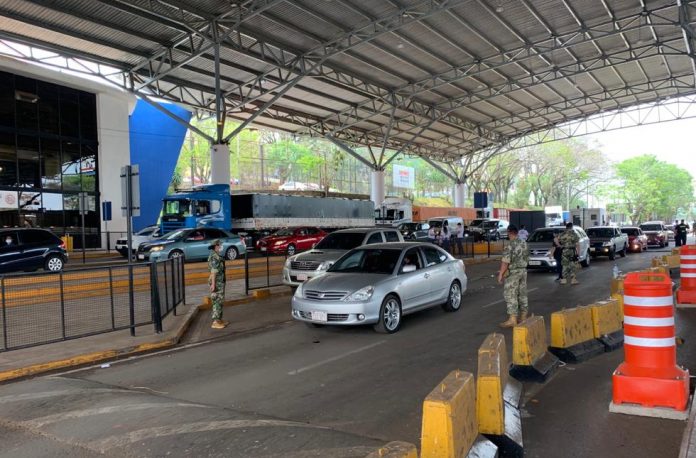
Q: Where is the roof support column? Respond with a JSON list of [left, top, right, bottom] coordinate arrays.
[[210, 24, 230, 186], [326, 135, 387, 207], [454, 181, 467, 208]]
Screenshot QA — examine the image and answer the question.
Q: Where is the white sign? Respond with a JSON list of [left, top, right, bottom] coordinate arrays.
[[0, 191, 18, 210], [393, 165, 415, 189]]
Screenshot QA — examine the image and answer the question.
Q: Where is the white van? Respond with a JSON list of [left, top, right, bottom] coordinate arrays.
[[427, 217, 464, 237]]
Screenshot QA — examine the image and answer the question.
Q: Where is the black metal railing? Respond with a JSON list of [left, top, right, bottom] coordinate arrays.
[[0, 257, 185, 352], [244, 251, 287, 295]]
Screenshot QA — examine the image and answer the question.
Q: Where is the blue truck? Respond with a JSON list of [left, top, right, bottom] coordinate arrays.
[[160, 184, 375, 246]]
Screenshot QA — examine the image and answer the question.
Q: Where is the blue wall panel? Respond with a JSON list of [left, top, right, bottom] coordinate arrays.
[[129, 100, 191, 231]]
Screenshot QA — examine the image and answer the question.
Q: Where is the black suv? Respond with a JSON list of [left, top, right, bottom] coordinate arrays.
[[0, 229, 68, 273]]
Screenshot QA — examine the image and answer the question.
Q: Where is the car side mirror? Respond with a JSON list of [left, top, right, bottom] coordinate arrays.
[[402, 264, 417, 273]]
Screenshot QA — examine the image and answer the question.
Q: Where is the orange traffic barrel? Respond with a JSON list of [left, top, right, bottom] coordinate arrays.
[[677, 245, 696, 304], [612, 272, 689, 411]]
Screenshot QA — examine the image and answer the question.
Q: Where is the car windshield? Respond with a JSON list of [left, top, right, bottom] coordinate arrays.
[[136, 226, 157, 236], [163, 199, 191, 217], [622, 228, 640, 236], [528, 230, 561, 242], [640, 224, 662, 231], [587, 228, 615, 238], [314, 232, 365, 250], [399, 223, 420, 231], [159, 229, 188, 241], [329, 248, 401, 274], [273, 228, 294, 236], [482, 221, 498, 229], [469, 219, 485, 227], [428, 220, 443, 228]]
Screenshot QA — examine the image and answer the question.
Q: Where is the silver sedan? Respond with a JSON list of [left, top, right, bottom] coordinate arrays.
[[291, 242, 467, 333]]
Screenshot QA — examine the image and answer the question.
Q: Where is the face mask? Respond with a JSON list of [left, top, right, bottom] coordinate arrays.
[[5, 239, 11, 245]]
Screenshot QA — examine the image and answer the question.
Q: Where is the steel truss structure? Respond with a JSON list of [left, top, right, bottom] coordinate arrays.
[[1, 0, 696, 173]]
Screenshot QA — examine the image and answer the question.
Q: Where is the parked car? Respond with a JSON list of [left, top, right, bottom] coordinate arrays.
[[291, 242, 467, 333], [0, 228, 68, 273], [137, 227, 246, 262], [115, 225, 162, 257], [586, 226, 629, 260], [256, 227, 326, 256], [398, 222, 430, 241], [466, 218, 510, 241], [526, 226, 591, 270], [427, 217, 464, 240], [283, 227, 404, 287], [621, 227, 648, 253], [639, 221, 668, 248]]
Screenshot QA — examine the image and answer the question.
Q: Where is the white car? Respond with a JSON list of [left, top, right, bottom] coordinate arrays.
[[115, 225, 162, 257]]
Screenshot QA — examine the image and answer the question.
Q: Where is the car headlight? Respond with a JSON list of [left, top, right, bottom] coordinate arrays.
[[274, 240, 285, 246], [151, 246, 164, 252], [345, 286, 374, 302], [317, 262, 333, 271]]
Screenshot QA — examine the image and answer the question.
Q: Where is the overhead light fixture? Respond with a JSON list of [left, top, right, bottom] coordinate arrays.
[[397, 42, 405, 49], [495, 1, 504, 13]]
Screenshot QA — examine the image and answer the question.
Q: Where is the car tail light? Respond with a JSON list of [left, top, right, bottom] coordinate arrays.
[[59, 242, 66, 249]]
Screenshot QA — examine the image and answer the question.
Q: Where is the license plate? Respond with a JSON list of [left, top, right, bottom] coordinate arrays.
[[297, 274, 308, 281], [138, 254, 145, 260], [311, 311, 327, 322], [260, 247, 267, 252], [528, 260, 541, 266], [590, 247, 596, 252]]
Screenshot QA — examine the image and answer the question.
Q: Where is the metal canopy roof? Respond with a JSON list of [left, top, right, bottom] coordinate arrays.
[[1, 0, 695, 165]]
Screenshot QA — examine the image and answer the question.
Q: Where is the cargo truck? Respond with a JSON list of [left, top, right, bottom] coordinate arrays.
[[509, 210, 546, 234], [160, 184, 375, 247]]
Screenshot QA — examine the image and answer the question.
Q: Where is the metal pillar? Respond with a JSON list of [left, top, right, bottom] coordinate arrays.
[[370, 169, 386, 209], [454, 182, 466, 208], [210, 144, 230, 185]]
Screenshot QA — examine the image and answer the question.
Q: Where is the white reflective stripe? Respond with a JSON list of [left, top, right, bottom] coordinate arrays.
[[623, 295, 674, 307], [680, 265, 696, 269], [624, 336, 675, 348], [624, 316, 675, 327], [680, 255, 696, 260], [681, 273, 696, 278]]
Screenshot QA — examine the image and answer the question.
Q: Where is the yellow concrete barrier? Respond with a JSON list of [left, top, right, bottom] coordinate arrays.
[[663, 254, 680, 269], [672, 247, 681, 255], [477, 334, 524, 456], [590, 299, 624, 351], [611, 293, 624, 320], [366, 442, 418, 458], [510, 316, 559, 382], [421, 370, 478, 458], [610, 274, 625, 296], [549, 307, 605, 363]]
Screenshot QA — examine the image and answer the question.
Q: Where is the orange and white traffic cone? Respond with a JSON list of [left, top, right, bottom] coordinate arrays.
[[676, 245, 696, 307]]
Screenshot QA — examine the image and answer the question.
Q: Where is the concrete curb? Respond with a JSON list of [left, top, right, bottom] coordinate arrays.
[[0, 304, 200, 384], [679, 400, 696, 458], [199, 289, 294, 310]]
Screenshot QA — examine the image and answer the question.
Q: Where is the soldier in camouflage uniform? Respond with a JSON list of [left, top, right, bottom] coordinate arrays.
[[208, 239, 228, 329], [497, 225, 529, 328], [558, 222, 580, 285]]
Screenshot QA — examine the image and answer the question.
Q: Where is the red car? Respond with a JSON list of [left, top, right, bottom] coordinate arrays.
[[256, 227, 326, 256], [639, 221, 668, 248], [621, 227, 648, 252]]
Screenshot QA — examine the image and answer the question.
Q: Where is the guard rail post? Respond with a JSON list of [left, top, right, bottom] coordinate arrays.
[[150, 261, 163, 334], [170, 258, 177, 316], [59, 271, 66, 339], [1, 278, 6, 351], [266, 250, 270, 288], [180, 255, 187, 305], [245, 252, 250, 296], [128, 263, 136, 336], [106, 232, 110, 253], [109, 267, 115, 331]]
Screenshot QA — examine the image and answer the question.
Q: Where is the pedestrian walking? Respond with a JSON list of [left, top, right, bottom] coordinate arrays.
[[208, 239, 228, 329], [518, 225, 529, 241], [551, 234, 563, 281], [497, 225, 529, 328], [674, 220, 681, 247], [427, 225, 436, 244], [441, 221, 451, 252], [677, 219, 689, 246], [455, 222, 465, 255], [558, 222, 580, 285]]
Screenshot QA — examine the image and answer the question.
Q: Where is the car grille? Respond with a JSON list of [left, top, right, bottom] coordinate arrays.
[[304, 290, 347, 301], [291, 261, 321, 271], [299, 311, 349, 322], [530, 249, 549, 256]]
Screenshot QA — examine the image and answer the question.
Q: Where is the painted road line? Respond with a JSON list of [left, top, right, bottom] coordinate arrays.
[[483, 287, 539, 308], [288, 340, 386, 376], [0, 388, 132, 405]]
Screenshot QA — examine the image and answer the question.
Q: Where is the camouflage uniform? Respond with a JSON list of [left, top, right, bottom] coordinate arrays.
[[208, 248, 226, 321], [501, 238, 529, 316], [559, 229, 580, 282]]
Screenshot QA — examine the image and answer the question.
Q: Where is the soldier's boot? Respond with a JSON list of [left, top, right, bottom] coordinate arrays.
[[519, 310, 528, 322], [220, 320, 230, 327], [211, 320, 226, 329], [559, 279, 567, 285], [571, 277, 580, 285], [499, 315, 517, 328]]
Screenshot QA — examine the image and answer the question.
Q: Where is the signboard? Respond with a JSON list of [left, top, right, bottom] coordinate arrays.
[[392, 165, 415, 189], [0, 191, 18, 210], [80, 157, 95, 174], [102, 201, 112, 221]]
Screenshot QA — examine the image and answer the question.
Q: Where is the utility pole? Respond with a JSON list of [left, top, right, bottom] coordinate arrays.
[[259, 143, 265, 188]]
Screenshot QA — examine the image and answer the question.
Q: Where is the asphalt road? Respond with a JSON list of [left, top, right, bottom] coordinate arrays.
[[0, 245, 690, 457]]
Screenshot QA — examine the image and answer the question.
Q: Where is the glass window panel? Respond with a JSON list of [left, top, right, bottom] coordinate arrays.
[[0, 72, 14, 128], [0, 132, 17, 187], [60, 87, 79, 137], [18, 191, 40, 228], [17, 135, 40, 189], [41, 138, 61, 190], [15, 76, 38, 131], [79, 92, 97, 141], [38, 81, 60, 135], [63, 193, 80, 230], [0, 190, 19, 228], [81, 143, 96, 192], [61, 141, 80, 191], [42, 192, 64, 231]]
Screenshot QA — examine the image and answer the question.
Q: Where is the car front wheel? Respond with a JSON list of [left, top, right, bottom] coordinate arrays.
[[45, 255, 64, 272], [225, 247, 238, 261], [168, 250, 184, 261], [620, 246, 627, 257], [608, 248, 616, 260], [442, 281, 462, 312], [580, 250, 591, 268], [374, 295, 402, 334]]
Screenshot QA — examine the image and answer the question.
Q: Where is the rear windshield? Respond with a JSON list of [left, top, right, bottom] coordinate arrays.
[[399, 223, 420, 231], [586, 228, 615, 238], [621, 228, 640, 236], [469, 219, 484, 227], [314, 232, 365, 250], [528, 230, 561, 243], [640, 224, 662, 231], [329, 248, 401, 274]]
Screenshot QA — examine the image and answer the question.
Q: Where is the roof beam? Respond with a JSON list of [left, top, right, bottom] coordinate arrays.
[[677, 0, 696, 84]]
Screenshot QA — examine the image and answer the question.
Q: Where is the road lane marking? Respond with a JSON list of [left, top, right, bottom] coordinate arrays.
[[89, 419, 329, 451], [24, 402, 212, 427], [288, 340, 386, 376], [0, 388, 132, 405], [482, 287, 539, 308]]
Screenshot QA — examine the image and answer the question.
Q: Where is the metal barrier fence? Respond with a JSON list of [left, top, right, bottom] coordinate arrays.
[[0, 257, 184, 352], [244, 251, 287, 295]]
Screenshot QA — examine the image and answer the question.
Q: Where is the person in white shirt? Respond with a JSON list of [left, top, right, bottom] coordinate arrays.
[[428, 226, 436, 244], [455, 223, 465, 255], [518, 225, 529, 241]]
